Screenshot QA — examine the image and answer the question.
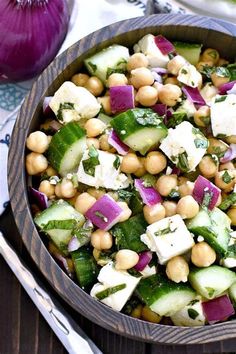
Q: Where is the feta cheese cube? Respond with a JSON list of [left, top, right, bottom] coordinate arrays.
[[221, 257, 236, 268], [211, 94, 236, 137], [134, 34, 169, 68], [77, 149, 130, 190], [160, 121, 208, 172], [90, 262, 140, 311], [175, 99, 196, 118], [200, 83, 218, 106], [171, 298, 206, 326], [177, 64, 202, 88], [49, 81, 101, 122], [141, 214, 195, 264]]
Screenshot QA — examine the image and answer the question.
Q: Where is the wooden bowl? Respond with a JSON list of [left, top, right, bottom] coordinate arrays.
[[8, 14, 236, 344]]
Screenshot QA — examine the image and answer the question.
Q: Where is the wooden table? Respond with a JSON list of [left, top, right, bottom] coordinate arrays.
[[1, 205, 236, 354]]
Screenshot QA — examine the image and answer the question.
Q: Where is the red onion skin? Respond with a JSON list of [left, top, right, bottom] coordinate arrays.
[[154, 35, 175, 55], [0, 0, 69, 81], [202, 295, 235, 324], [134, 251, 152, 271], [220, 144, 236, 163]]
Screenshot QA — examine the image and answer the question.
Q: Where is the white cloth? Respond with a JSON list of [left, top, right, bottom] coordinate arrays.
[[1, 0, 236, 214]]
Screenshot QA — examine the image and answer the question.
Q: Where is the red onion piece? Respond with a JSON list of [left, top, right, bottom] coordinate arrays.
[[49, 120, 63, 132], [53, 253, 73, 278], [171, 166, 181, 176], [220, 144, 236, 163], [151, 71, 163, 83], [108, 130, 129, 155], [219, 80, 236, 94], [202, 295, 235, 324], [110, 85, 135, 113], [154, 35, 175, 55], [85, 194, 123, 231], [182, 85, 206, 105], [134, 251, 152, 271], [43, 96, 53, 115], [192, 175, 221, 211], [68, 236, 80, 252], [0, 0, 69, 81], [152, 103, 167, 116], [28, 187, 48, 210], [151, 67, 168, 75], [134, 179, 162, 206]]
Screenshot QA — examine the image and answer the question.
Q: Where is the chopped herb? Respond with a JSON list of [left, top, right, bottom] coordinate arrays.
[[106, 67, 125, 78], [181, 68, 188, 74], [168, 189, 180, 199], [82, 145, 100, 177], [200, 65, 214, 78], [168, 53, 175, 60], [87, 61, 97, 72], [167, 112, 187, 128], [141, 174, 156, 188], [215, 66, 230, 78], [177, 151, 189, 172], [95, 283, 126, 300], [127, 268, 142, 277], [210, 146, 226, 158], [219, 192, 236, 211], [216, 133, 227, 139], [191, 81, 195, 86], [113, 156, 121, 170], [74, 227, 93, 246], [117, 189, 134, 203], [94, 211, 108, 223], [188, 308, 199, 320], [227, 243, 236, 258], [215, 96, 227, 103], [188, 299, 199, 306], [42, 219, 77, 231], [116, 58, 128, 66], [154, 223, 177, 236], [57, 102, 74, 122], [227, 63, 236, 81], [222, 170, 233, 184], [205, 287, 215, 298], [202, 191, 213, 209], [134, 109, 162, 126], [194, 138, 208, 149]]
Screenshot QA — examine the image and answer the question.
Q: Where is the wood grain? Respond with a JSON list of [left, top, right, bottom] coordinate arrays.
[[8, 14, 236, 345]]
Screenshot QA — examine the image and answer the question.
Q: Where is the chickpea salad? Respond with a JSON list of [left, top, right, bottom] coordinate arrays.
[[26, 34, 236, 326]]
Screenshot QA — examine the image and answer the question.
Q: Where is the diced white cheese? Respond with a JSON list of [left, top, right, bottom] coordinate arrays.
[[90, 262, 140, 311], [177, 64, 202, 88], [210, 94, 236, 137], [171, 298, 206, 326], [200, 82, 218, 106], [49, 81, 101, 122], [140, 265, 157, 278], [77, 149, 130, 190], [221, 257, 236, 268], [159, 121, 208, 172], [141, 214, 195, 264], [133, 34, 169, 68], [175, 99, 196, 118]]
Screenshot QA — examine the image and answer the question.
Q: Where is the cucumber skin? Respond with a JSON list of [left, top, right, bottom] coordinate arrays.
[[72, 248, 98, 290], [47, 122, 86, 176], [173, 41, 202, 65]]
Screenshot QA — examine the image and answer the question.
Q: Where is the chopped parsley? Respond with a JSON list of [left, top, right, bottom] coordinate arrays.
[[117, 189, 134, 203], [222, 170, 233, 184], [82, 145, 100, 177], [127, 268, 142, 277], [181, 68, 188, 74], [188, 299, 199, 306], [42, 219, 77, 231], [177, 151, 189, 172], [74, 227, 93, 246], [200, 65, 214, 78], [106, 67, 125, 78], [154, 222, 177, 236], [168, 189, 180, 199], [219, 192, 236, 211], [113, 155, 121, 170], [87, 61, 97, 72], [215, 96, 227, 103], [134, 109, 162, 126], [188, 308, 199, 320], [167, 112, 187, 128], [215, 66, 230, 78], [57, 102, 74, 122], [202, 191, 213, 209], [95, 284, 126, 300], [194, 138, 208, 149], [141, 174, 156, 187]]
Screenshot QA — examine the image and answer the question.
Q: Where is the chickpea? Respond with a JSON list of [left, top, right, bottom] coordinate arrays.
[[219, 162, 235, 171], [178, 176, 189, 185], [211, 72, 230, 88], [152, 81, 163, 94], [117, 201, 132, 222], [141, 306, 162, 323], [26, 152, 48, 175], [26, 131, 50, 153], [107, 73, 128, 87], [166, 256, 189, 283], [158, 84, 182, 107], [120, 153, 140, 174], [87, 188, 105, 199], [84, 118, 106, 138], [144, 151, 167, 175], [86, 137, 100, 149], [156, 175, 178, 197], [97, 96, 111, 115], [130, 67, 154, 89], [84, 76, 104, 96], [71, 73, 89, 86], [115, 249, 139, 270], [163, 201, 177, 217], [38, 180, 55, 198], [167, 55, 186, 76], [207, 137, 228, 155], [217, 58, 229, 66], [60, 178, 77, 198], [214, 170, 235, 191], [164, 76, 180, 86], [199, 155, 218, 179], [226, 135, 236, 144], [131, 304, 143, 319], [55, 183, 63, 198], [99, 134, 114, 152], [143, 203, 166, 224], [91, 229, 113, 250], [191, 242, 216, 267], [178, 181, 194, 198], [133, 157, 146, 177], [127, 53, 149, 71], [196, 61, 214, 72], [202, 48, 220, 65], [135, 86, 158, 106], [74, 192, 96, 214], [177, 196, 199, 219], [67, 192, 80, 207], [193, 106, 210, 127], [227, 207, 236, 226], [45, 166, 57, 177]]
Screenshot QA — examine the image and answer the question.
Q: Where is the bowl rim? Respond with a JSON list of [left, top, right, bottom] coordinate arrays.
[[8, 13, 236, 344]]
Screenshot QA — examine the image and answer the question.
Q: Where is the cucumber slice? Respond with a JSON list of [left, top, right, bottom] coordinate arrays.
[[110, 109, 167, 155], [47, 122, 86, 177], [186, 207, 231, 256], [136, 274, 196, 316], [84, 44, 129, 83], [72, 247, 98, 290], [34, 200, 85, 254], [189, 266, 236, 300], [173, 41, 202, 65], [112, 214, 148, 253]]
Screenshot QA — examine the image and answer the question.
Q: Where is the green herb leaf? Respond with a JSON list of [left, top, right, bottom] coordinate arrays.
[[113, 155, 121, 170], [222, 170, 233, 184], [96, 283, 126, 300], [117, 189, 134, 203], [167, 112, 187, 128], [177, 151, 189, 172], [141, 174, 156, 188], [202, 191, 213, 209], [181, 68, 188, 74], [188, 299, 199, 306], [219, 192, 236, 211], [194, 138, 208, 149], [215, 96, 227, 103], [42, 219, 77, 231], [57, 102, 74, 121], [74, 227, 92, 246], [87, 61, 97, 72], [168, 189, 180, 199], [205, 287, 215, 298], [106, 67, 125, 78], [134, 109, 162, 126], [215, 66, 230, 78], [200, 65, 215, 78], [154, 222, 177, 236], [82, 145, 100, 177], [188, 308, 199, 320], [127, 268, 142, 277]]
